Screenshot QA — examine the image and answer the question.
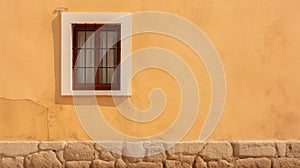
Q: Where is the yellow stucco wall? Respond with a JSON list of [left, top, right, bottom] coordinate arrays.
[[0, 0, 300, 141]]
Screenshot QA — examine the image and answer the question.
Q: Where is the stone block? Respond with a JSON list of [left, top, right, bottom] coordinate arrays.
[[95, 142, 123, 158], [122, 141, 146, 157], [122, 156, 143, 163], [200, 142, 232, 161], [236, 158, 271, 168], [287, 142, 300, 158], [92, 160, 114, 168], [0, 157, 24, 168], [39, 142, 65, 151], [122, 141, 145, 163], [56, 150, 64, 163], [64, 142, 96, 161], [98, 150, 116, 161], [65, 161, 90, 168], [276, 141, 286, 157], [167, 142, 205, 155], [115, 159, 126, 168], [273, 158, 300, 168], [145, 146, 166, 162], [165, 160, 182, 168], [25, 151, 61, 168], [208, 160, 233, 168], [127, 162, 163, 168], [233, 141, 276, 157], [0, 142, 38, 157], [194, 156, 207, 168], [180, 155, 194, 166]]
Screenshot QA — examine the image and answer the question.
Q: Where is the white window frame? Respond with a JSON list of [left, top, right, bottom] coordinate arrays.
[[61, 12, 131, 96]]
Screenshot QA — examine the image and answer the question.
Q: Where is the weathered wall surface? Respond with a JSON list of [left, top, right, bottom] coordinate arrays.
[[0, 0, 300, 140]]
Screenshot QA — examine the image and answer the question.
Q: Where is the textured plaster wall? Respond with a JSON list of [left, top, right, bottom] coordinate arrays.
[[0, 0, 300, 140]]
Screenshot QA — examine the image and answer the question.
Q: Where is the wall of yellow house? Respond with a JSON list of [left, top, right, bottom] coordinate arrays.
[[0, 0, 300, 141]]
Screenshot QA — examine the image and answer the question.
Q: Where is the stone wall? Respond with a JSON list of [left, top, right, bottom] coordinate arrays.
[[0, 141, 300, 168]]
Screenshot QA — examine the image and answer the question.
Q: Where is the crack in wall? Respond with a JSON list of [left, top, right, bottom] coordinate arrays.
[[0, 97, 50, 109], [0, 97, 52, 140]]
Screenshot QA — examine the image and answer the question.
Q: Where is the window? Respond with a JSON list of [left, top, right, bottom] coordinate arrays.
[[61, 13, 131, 96], [72, 24, 121, 90]]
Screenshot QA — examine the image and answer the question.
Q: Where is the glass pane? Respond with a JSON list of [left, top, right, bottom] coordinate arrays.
[[86, 49, 94, 67], [107, 68, 116, 84], [77, 31, 85, 48], [76, 68, 85, 84], [85, 31, 95, 48], [107, 31, 117, 48], [76, 49, 85, 67], [115, 49, 118, 66], [99, 68, 107, 84], [99, 49, 107, 67], [99, 31, 107, 48], [107, 49, 116, 67], [86, 68, 95, 84]]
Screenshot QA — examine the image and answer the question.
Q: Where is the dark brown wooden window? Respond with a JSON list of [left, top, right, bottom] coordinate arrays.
[[72, 24, 121, 90]]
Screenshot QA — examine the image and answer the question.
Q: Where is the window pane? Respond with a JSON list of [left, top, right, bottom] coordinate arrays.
[[99, 31, 106, 48], [107, 68, 116, 84], [99, 49, 107, 67], [77, 31, 85, 48], [99, 68, 107, 84], [76, 49, 85, 67], [107, 31, 117, 48], [107, 68, 113, 83], [115, 49, 118, 66], [86, 49, 95, 67], [76, 68, 85, 84], [72, 24, 122, 90], [107, 49, 116, 67], [85, 31, 95, 48], [86, 68, 95, 84]]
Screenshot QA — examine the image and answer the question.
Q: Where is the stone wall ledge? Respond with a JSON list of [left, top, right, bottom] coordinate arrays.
[[0, 141, 299, 168]]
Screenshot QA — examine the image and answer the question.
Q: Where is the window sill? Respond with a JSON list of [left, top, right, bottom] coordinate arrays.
[[61, 90, 130, 96]]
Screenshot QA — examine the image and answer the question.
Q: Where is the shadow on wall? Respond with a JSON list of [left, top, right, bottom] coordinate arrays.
[[51, 13, 126, 106]]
